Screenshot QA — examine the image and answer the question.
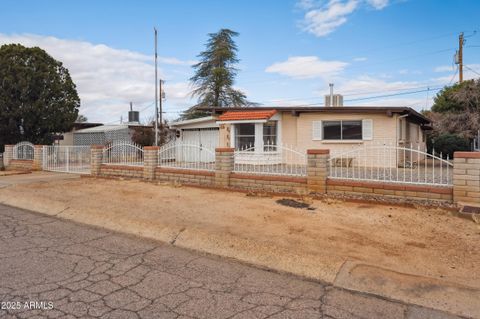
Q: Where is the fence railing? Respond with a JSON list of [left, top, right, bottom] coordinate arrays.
[[158, 142, 215, 171], [233, 143, 307, 176], [102, 141, 144, 166], [329, 144, 453, 186], [13, 141, 34, 160], [43, 146, 91, 174]]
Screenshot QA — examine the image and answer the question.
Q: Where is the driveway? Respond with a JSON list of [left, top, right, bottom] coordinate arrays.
[[0, 204, 461, 319]]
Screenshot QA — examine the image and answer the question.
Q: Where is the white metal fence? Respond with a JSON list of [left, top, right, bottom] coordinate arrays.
[[329, 144, 453, 186], [43, 146, 91, 174], [233, 143, 307, 176], [13, 141, 34, 160], [102, 141, 144, 166], [158, 142, 215, 171]]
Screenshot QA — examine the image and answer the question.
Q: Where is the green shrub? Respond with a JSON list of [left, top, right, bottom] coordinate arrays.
[[429, 134, 470, 158]]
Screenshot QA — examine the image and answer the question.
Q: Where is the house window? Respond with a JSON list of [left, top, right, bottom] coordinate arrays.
[[235, 123, 255, 150], [323, 120, 362, 140], [263, 121, 277, 151]]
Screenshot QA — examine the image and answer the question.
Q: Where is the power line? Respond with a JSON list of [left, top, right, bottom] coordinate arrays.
[[465, 65, 480, 76]]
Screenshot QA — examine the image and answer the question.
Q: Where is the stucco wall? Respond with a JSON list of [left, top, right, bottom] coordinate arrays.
[[281, 112, 397, 152]]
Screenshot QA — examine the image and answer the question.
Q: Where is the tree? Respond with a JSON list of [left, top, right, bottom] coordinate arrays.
[[182, 29, 253, 120], [0, 44, 80, 147], [76, 114, 88, 123], [427, 79, 480, 141]]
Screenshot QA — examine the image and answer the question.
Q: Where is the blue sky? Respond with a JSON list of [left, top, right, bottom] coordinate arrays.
[[1, 0, 479, 123]]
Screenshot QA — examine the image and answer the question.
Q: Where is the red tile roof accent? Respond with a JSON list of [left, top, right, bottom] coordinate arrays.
[[218, 109, 277, 121]]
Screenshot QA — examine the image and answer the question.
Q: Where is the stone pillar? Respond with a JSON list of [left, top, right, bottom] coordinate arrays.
[[4, 145, 13, 167], [143, 146, 159, 180], [33, 145, 45, 170], [453, 152, 480, 207], [215, 147, 234, 187], [307, 149, 330, 193], [90, 145, 104, 176]]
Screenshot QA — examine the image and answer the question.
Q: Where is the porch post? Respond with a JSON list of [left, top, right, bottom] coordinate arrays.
[[453, 152, 480, 207], [33, 145, 45, 171], [4, 145, 13, 167], [143, 146, 159, 180], [90, 145, 104, 176], [215, 147, 234, 187], [307, 149, 330, 193]]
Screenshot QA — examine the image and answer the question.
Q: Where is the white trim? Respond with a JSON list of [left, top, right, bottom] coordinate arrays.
[[171, 116, 218, 129]]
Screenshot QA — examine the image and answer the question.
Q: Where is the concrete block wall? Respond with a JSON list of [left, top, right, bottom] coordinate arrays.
[[143, 146, 159, 180], [307, 149, 329, 193], [90, 145, 103, 176], [100, 165, 143, 179], [453, 152, 480, 207], [7, 159, 33, 171], [229, 173, 307, 194], [4, 145, 13, 167], [155, 168, 215, 186], [33, 145, 44, 170], [327, 179, 453, 202], [215, 148, 234, 188]]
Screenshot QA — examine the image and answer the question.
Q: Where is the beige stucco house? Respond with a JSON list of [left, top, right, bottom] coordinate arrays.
[[171, 106, 431, 167]]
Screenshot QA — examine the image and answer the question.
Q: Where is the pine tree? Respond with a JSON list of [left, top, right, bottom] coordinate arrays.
[[181, 29, 252, 119]]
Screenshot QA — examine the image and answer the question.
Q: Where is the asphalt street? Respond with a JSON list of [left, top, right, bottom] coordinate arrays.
[[0, 204, 462, 319]]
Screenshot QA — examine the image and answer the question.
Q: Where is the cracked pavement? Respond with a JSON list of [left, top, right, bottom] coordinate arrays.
[[0, 204, 463, 319]]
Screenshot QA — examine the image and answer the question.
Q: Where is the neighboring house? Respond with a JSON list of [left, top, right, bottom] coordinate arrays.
[[57, 122, 103, 146], [172, 106, 431, 166], [72, 124, 153, 146]]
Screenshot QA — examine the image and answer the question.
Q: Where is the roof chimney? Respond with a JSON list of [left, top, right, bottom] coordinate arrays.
[[128, 102, 140, 124], [325, 84, 343, 107]]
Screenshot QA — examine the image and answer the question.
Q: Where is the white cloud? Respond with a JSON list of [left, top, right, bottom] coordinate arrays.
[[265, 56, 348, 79], [301, 0, 358, 37], [0, 33, 195, 123], [434, 65, 455, 73], [366, 0, 388, 10], [298, 0, 389, 37]]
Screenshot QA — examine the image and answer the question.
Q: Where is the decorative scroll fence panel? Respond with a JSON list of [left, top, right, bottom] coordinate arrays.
[[233, 143, 307, 177], [13, 141, 34, 160], [43, 146, 91, 174], [158, 142, 215, 171], [328, 144, 453, 186], [102, 141, 144, 166]]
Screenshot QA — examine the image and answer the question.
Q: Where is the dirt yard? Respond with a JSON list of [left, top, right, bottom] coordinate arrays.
[[1, 177, 478, 283]]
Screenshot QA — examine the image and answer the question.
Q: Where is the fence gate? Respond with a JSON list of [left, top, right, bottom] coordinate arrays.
[[43, 145, 91, 174]]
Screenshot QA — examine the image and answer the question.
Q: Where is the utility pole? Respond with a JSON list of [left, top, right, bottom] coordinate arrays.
[[158, 79, 165, 127], [154, 28, 159, 146], [458, 32, 464, 83]]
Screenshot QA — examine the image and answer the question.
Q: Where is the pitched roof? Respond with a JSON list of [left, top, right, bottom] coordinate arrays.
[[218, 109, 277, 121]]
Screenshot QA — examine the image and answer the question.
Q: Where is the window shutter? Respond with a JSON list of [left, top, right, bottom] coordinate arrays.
[[312, 121, 322, 140], [362, 119, 373, 140]]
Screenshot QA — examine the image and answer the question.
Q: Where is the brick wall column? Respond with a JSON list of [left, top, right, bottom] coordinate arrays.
[[4, 145, 13, 167], [143, 146, 159, 180], [33, 145, 45, 170], [90, 145, 104, 176], [453, 152, 480, 207], [307, 149, 330, 193], [215, 147, 234, 187]]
